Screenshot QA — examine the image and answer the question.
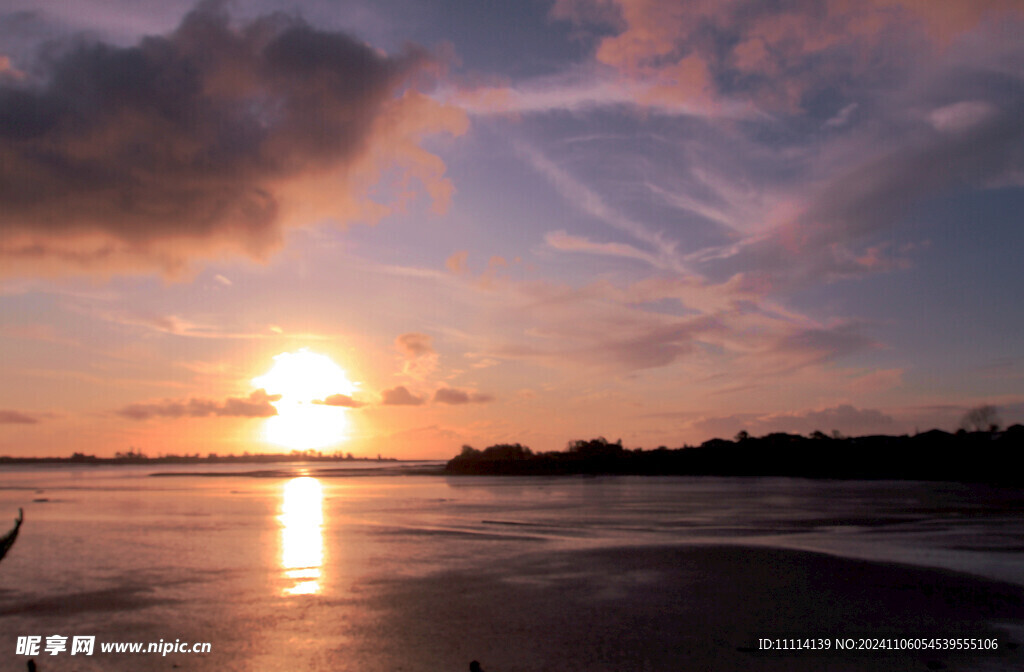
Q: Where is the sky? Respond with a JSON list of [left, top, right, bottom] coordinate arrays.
[[1, 0, 1022, 459]]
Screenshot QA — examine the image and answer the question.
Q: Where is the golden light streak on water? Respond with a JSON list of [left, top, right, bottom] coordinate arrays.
[[279, 476, 324, 596]]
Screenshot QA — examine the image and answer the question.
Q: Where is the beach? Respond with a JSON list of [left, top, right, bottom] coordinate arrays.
[[340, 544, 1024, 672], [5, 543, 1022, 671], [1, 468, 1023, 671]]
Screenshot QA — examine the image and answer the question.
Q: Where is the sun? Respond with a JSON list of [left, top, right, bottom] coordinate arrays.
[[252, 349, 356, 451]]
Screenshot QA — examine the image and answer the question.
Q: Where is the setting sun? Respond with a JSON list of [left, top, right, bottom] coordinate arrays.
[[252, 349, 356, 451]]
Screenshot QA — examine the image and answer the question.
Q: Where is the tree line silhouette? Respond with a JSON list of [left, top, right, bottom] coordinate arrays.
[[446, 424, 1024, 485]]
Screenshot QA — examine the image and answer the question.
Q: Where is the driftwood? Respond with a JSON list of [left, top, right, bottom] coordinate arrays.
[[0, 508, 23, 564]]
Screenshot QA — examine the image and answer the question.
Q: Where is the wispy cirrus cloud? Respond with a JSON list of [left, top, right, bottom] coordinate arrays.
[[60, 297, 329, 341], [700, 102, 1024, 291], [516, 142, 681, 264], [449, 64, 744, 118], [491, 0, 1024, 307], [543, 230, 667, 268]]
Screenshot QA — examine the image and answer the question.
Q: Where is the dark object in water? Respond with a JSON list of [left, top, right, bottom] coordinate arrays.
[[27, 659, 36, 672], [0, 508, 23, 564], [469, 662, 484, 672]]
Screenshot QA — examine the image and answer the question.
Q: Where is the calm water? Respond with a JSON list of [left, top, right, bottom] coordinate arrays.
[[1, 463, 1022, 670]]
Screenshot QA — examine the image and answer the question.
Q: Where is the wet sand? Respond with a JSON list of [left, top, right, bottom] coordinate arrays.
[[4, 544, 1023, 671], [346, 544, 1024, 672]]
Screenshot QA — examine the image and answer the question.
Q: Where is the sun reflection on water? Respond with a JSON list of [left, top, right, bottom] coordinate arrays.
[[279, 476, 323, 596]]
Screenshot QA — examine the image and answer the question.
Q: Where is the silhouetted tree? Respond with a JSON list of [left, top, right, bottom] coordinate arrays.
[[734, 430, 749, 442], [961, 405, 1001, 432], [480, 443, 532, 460], [443, 427, 1023, 483], [567, 437, 624, 457]]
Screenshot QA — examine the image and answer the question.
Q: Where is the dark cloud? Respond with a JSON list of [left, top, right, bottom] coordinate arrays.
[[380, 385, 425, 406], [433, 387, 494, 405], [0, 409, 38, 424], [0, 2, 458, 276], [116, 389, 280, 420], [313, 393, 365, 408]]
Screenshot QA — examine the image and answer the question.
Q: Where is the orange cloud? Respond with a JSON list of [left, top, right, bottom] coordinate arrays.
[[551, 0, 1024, 113], [445, 250, 469, 274], [313, 394, 366, 408], [0, 55, 25, 81]]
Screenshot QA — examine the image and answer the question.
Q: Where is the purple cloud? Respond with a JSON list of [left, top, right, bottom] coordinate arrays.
[[380, 385, 425, 406], [433, 388, 494, 405], [0, 409, 38, 424]]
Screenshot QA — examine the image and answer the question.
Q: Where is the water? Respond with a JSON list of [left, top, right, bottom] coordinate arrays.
[[1, 463, 1022, 670]]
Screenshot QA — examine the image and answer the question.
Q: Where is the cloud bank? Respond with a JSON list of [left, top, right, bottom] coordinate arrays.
[[116, 389, 281, 420]]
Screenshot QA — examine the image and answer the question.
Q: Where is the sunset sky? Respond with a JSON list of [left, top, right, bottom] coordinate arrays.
[[1, 0, 1022, 458]]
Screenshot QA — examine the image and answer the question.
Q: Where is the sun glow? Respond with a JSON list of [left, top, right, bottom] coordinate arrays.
[[253, 349, 356, 451]]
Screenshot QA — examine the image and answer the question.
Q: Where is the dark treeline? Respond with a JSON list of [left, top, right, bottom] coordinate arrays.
[[0, 450, 396, 465], [445, 426, 1024, 485]]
